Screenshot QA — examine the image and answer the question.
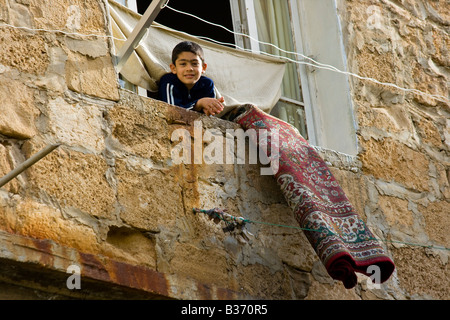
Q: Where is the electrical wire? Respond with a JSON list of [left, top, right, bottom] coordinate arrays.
[[1, 8, 447, 253], [194, 208, 450, 252], [0, 5, 448, 104], [164, 4, 449, 105]]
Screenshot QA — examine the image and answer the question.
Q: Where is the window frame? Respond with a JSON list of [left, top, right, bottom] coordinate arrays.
[[116, 0, 357, 155], [230, 0, 314, 141], [230, 0, 358, 155]]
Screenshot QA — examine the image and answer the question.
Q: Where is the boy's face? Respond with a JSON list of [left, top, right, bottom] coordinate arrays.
[[170, 51, 207, 90]]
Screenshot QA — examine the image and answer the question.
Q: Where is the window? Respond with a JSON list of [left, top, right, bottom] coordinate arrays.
[[135, 0, 308, 138], [231, 0, 358, 155], [119, 0, 358, 155], [232, 0, 307, 138], [145, 0, 236, 48]]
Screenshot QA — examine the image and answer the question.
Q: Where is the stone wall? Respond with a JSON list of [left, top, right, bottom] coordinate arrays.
[[0, 0, 448, 300], [338, 0, 449, 299]]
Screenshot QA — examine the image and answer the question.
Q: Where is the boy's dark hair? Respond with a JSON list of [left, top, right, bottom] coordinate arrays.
[[171, 41, 205, 65]]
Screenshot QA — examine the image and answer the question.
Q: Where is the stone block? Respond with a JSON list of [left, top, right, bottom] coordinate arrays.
[[43, 97, 106, 152], [305, 280, 361, 300], [13, 198, 99, 253], [392, 246, 449, 299], [357, 103, 414, 135], [258, 203, 316, 272], [103, 226, 157, 269], [378, 195, 413, 228], [29, 0, 106, 34], [65, 51, 119, 101], [360, 138, 430, 192], [411, 63, 448, 107], [0, 77, 39, 139], [169, 243, 230, 289], [34, 47, 68, 93], [0, 0, 8, 22], [236, 263, 292, 299], [286, 267, 312, 299], [419, 201, 450, 247], [107, 101, 171, 161], [25, 143, 116, 220], [115, 158, 183, 231], [0, 193, 99, 254], [0, 28, 49, 75], [412, 115, 444, 148], [357, 48, 396, 85], [435, 162, 450, 199]]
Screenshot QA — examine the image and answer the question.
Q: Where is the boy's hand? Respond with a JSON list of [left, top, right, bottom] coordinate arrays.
[[195, 97, 225, 116]]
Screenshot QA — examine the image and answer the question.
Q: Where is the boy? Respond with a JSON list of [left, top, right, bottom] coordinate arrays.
[[158, 41, 224, 117]]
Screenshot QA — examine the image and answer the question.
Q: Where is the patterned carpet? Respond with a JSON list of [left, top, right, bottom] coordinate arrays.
[[235, 105, 395, 289]]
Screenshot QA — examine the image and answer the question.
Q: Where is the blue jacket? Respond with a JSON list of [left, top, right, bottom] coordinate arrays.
[[158, 73, 216, 111]]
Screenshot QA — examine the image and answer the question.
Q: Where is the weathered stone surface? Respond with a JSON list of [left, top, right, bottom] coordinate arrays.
[[169, 242, 230, 289], [360, 138, 430, 191], [25, 143, 116, 220], [358, 48, 396, 85], [258, 204, 316, 272], [433, 161, 450, 200], [413, 116, 444, 148], [115, 158, 183, 231], [8, 198, 99, 254], [305, 280, 361, 300], [65, 51, 119, 101], [0, 0, 448, 300], [0, 0, 8, 22], [236, 263, 292, 299], [65, 38, 109, 59], [0, 78, 39, 139], [43, 97, 106, 152], [286, 267, 312, 299], [28, 0, 106, 34], [379, 196, 413, 228], [392, 247, 449, 299], [104, 226, 157, 269], [357, 103, 414, 135], [0, 28, 49, 75], [107, 99, 171, 161], [419, 201, 450, 247]]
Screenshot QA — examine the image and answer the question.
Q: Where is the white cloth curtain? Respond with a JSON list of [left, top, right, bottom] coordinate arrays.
[[108, 0, 286, 115]]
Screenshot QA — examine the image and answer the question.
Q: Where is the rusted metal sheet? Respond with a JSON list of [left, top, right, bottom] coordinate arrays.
[[0, 230, 251, 300], [106, 259, 169, 297]]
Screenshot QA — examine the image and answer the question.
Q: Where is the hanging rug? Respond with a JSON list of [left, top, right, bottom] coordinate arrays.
[[234, 104, 395, 289]]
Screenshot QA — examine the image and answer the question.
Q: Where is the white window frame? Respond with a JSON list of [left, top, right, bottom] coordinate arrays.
[[230, 0, 312, 141], [288, 0, 317, 146], [294, 0, 357, 155], [230, 0, 358, 155], [242, 0, 260, 54]]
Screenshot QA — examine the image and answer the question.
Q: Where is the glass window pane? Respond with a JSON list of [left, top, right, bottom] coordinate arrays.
[[253, 0, 302, 102], [271, 99, 308, 138]]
